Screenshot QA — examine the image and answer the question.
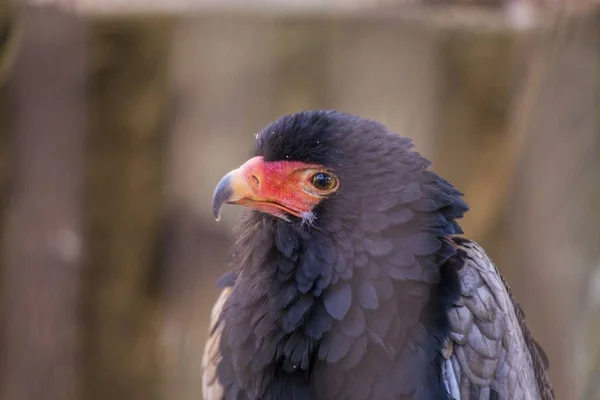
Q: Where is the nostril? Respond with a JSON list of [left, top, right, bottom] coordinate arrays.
[[250, 174, 260, 188]]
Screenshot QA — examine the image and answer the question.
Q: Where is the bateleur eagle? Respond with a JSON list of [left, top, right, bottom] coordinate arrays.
[[203, 110, 554, 400]]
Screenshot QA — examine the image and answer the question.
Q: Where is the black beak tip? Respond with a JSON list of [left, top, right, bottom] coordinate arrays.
[[213, 208, 222, 222], [212, 174, 233, 222]]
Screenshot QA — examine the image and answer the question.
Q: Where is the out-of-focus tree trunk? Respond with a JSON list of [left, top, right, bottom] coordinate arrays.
[[325, 16, 439, 156], [0, 0, 16, 339], [432, 28, 520, 239], [164, 17, 278, 400], [586, 44, 600, 398], [0, 0, 17, 81], [83, 16, 173, 400], [0, 0, 18, 345], [0, 7, 86, 400]]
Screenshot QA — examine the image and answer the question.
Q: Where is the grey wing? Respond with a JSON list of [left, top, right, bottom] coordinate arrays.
[[202, 287, 231, 400], [441, 239, 554, 400]]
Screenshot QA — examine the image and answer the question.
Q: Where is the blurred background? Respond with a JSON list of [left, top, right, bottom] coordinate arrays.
[[0, 0, 597, 399]]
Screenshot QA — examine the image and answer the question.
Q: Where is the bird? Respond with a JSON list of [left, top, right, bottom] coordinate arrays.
[[203, 110, 554, 400]]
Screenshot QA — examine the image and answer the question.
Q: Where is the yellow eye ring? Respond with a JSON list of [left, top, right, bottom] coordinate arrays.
[[310, 172, 338, 191]]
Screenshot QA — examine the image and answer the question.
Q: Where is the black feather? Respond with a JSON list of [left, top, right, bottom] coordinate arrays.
[[323, 283, 352, 321]]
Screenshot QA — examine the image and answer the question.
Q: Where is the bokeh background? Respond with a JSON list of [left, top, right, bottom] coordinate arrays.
[[0, 0, 597, 399]]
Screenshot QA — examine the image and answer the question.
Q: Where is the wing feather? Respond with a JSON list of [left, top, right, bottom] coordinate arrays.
[[441, 239, 554, 400]]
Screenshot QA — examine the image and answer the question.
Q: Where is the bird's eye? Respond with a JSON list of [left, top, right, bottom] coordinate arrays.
[[310, 172, 338, 191]]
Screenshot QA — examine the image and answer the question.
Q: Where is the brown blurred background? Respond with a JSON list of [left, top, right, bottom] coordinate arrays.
[[0, 0, 597, 399]]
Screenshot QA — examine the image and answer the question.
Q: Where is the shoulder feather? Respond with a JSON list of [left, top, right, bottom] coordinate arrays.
[[441, 238, 554, 400], [202, 287, 232, 400]]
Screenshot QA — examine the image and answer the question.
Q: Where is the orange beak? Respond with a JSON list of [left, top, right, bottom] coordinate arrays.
[[212, 156, 325, 221]]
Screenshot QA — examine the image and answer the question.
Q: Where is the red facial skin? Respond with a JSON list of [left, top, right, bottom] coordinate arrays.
[[213, 156, 337, 221]]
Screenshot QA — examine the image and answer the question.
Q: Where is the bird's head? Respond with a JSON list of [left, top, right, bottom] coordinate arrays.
[[212, 155, 339, 223], [213, 110, 467, 234]]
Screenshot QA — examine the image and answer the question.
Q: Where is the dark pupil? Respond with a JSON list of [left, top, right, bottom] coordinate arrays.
[[313, 173, 332, 189]]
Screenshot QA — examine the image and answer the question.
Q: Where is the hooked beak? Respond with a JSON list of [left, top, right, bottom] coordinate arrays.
[[212, 166, 255, 221]]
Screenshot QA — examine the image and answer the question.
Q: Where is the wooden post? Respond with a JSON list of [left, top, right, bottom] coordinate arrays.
[[83, 16, 173, 400], [0, 7, 86, 400]]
